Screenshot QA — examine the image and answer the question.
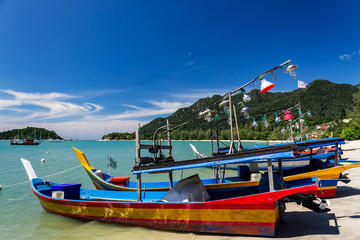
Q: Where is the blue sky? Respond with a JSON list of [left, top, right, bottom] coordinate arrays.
[[0, 0, 359, 139]]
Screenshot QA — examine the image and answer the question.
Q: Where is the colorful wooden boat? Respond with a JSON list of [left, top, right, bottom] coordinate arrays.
[[190, 138, 344, 170], [21, 156, 328, 236], [73, 137, 358, 197], [190, 143, 340, 171]]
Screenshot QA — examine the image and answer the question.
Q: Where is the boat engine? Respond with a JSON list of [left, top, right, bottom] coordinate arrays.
[[285, 194, 331, 213]]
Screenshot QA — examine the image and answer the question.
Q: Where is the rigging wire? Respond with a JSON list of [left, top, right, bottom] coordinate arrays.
[[151, 60, 291, 143], [1, 164, 82, 189]]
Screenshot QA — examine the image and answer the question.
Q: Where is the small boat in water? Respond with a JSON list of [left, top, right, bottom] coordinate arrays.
[[10, 138, 40, 145]]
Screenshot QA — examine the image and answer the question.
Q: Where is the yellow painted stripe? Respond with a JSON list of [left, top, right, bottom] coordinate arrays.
[[40, 199, 279, 223], [284, 170, 340, 181], [318, 186, 337, 191]]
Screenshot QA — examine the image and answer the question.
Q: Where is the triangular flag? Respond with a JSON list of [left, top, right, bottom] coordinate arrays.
[[298, 80, 308, 89]]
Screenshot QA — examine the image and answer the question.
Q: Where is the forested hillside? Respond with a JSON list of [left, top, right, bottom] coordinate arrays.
[[0, 127, 62, 140], [136, 79, 357, 140]]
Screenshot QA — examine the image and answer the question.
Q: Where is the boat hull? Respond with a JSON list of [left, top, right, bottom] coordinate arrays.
[[21, 158, 323, 236], [32, 182, 286, 236], [10, 142, 40, 145], [36, 193, 280, 236]]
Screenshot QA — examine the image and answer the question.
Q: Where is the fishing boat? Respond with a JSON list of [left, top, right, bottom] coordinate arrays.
[[189, 139, 343, 171], [73, 137, 358, 198], [21, 144, 330, 236], [10, 138, 40, 145]]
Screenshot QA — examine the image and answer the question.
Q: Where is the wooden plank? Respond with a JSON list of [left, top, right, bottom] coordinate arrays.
[[137, 174, 142, 202], [334, 142, 338, 166], [167, 119, 172, 156], [140, 144, 172, 150], [278, 159, 283, 177], [267, 159, 274, 192], [148, 170, 172, 174], [135, 126, 141, 166], [169, 171, 173, 189]]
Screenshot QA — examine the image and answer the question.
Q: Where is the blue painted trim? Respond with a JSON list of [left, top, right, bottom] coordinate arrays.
[[133, 151, 295, 174]]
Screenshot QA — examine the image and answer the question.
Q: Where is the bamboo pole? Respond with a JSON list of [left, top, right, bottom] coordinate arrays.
[[334, 142, 339, 166], [135, 124, 141, 166], [167, 119, 173, 189], [167, 119, 172, 156], [267, 159, 274, 192], [228, 93, 235, 154], [136, 123, 142, 202], [233, 104, 242, 151]]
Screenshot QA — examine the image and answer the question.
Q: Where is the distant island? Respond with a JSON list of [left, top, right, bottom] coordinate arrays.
[[0, 127, 62, 140]]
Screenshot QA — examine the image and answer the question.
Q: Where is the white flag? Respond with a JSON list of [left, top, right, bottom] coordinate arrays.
[[298, 80, 308, 89]]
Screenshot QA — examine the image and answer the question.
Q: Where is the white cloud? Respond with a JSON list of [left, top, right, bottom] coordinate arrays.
[[87, 100, 191, 121], [184, 60, 195, 67], [8, 99, 191, 139], [339, 49, 360, 61], [339, 54, 352, 61], [171, 88, 228, 101], [0, 89, 102, 121], [0, 88, 221, 139], [121, 104, 142, 110]]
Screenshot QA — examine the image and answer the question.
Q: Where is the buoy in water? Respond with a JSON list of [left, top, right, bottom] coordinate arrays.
[[47, 151, 50, 154], [41, 159, 45, 162], [0, 184, 2, 190]]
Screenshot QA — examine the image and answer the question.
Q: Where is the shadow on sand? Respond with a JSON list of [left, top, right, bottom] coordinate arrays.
[[332, 185, 360, 198], [276, 211, 339, 238]]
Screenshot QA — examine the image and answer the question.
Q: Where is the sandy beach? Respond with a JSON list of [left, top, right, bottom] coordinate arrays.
[[190, 140, 360, 240]]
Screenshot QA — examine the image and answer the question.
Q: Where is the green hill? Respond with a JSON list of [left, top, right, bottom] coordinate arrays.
[[101, 79, 359, 140], [137, 79, 358, 140], [0, 127, 62, 140]]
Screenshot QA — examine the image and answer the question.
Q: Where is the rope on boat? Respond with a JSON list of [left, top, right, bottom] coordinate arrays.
[[0, 180, 29, 189], [40, 164, 82, 179], [1, 165, 82, 189]]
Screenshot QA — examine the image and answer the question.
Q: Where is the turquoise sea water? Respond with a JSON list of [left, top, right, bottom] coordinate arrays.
[[0, 140, 263, 240]]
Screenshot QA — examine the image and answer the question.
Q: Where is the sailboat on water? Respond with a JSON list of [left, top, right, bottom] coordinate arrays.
[[98, 125, 110, 141], [10, 129, 40, 145]]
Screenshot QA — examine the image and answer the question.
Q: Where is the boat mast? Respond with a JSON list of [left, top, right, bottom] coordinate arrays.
[[135, 124, 142, 202], [228, 93, 235, 154], [233, 104, 243, 151], [167, 119, 173, 189]]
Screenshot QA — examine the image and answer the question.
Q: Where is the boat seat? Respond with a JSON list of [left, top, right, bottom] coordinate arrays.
[[33, 178, 49, 190], [32, 178, 52, 196], [237, 165, 250, 181], [110, 177, 130, 187], [309, 158, 326, 171]]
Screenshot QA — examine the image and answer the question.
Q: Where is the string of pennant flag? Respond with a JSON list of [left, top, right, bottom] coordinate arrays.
[[199, 60, 310, 130]]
